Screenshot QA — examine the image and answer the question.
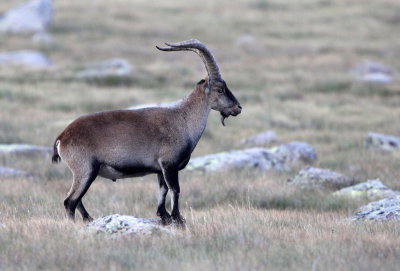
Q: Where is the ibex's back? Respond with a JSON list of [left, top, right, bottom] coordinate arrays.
[[53, 39, 241, 226]]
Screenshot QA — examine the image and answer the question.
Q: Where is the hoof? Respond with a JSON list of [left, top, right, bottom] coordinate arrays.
[[157, 211, 172, 225], [83, 216, 94, 223], [172, 216, 186, 229]]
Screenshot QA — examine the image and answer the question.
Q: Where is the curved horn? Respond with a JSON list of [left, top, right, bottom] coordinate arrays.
[[156, 39, 221, 81]]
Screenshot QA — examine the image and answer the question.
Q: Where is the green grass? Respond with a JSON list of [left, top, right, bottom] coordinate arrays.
[[1, 0, 400, 270]]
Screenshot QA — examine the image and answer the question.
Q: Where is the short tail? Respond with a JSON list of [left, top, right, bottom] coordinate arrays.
[[52, 139, 61, 163]]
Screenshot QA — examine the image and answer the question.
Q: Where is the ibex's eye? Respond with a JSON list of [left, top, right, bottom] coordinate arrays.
[[218, 88, 224, 94]]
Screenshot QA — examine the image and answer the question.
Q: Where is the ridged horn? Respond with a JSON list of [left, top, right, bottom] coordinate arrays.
[[156, 39, 221, 81]]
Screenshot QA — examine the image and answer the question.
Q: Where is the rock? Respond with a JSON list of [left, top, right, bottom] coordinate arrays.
[[269, 142, 317, 165], [186, 148, 289, 173], [333, 179, 398, 200], [241, 130, 278, 147], [0, 166, 31, 179], [31, 31, 52, 44], [0, 144, 52, 157], [0, 50, 52, 68], [85, 214, 174, 237], [353, 61, 393, 84], [0, 0, 52, 34], [288, 167, 353, 189], [365, 132, 400, 151], [351, 196, 400, 221], [236, 34, 257, 46], [76, 58, 133, 84]]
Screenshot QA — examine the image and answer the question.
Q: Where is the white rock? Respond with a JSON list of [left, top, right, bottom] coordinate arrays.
[[0, 0, 52, 34], [269, 142, 317, 164], [351, 196, 400, 221], [241, 130, 278, 147], [85, 214, 174, 237], [76, 58, 133, 82], [0, 144, 52, 157], [0, 50, 52, 68], [186, 148, 289, 173], [353, 61, 394, 84], [365, 132, 400, 151], [236, 34, 257, 46], [32, 31, 53, 44], [0, 166, 31, 179], [289, 167, 353, 189], [333, 179, 398, 200]]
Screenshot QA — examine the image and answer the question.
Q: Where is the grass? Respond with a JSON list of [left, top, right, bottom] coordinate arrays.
[[1, 0, 400, 270]]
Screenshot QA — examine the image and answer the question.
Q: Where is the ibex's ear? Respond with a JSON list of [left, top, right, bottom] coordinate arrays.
[[197, 76, 210, 94]]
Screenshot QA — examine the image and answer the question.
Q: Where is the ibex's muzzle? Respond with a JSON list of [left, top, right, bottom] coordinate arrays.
[[221, 103, 242, 126]]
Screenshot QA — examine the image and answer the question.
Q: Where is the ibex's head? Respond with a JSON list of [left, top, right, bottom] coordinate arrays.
[[156, 39, 242, 126]]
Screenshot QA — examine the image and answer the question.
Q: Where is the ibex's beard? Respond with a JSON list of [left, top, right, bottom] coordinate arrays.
[[220, 112, 229, 126]]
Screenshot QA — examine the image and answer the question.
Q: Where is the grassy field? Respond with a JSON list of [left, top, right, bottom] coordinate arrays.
[[1, 0, 400, 270]]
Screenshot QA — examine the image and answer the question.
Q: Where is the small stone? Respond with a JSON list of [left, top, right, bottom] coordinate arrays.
[[0, 0, 52, 34], [85, 214, 174, 237], [353, 61, 394, 84], [0, 166, 31, 179], [235, 34, 257, 46], [241, 130, 278, 147], [0, 50, 52, 68], [32, 32, 53, 44], [351, 196, 400, 221], [289, 167, 353, 189], [0, 144, 52, 157], [269, 142, 317, 165], [365, 132, 400, 151], [76, 58, 133, 84], [333, 179, 398, 200]]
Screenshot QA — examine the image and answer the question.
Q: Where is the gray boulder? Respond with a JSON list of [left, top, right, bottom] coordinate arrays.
[[0, 166, 31, 179], [186, 148, 289, 173], [353, 61, 393, 84], [86, 214, 174, 237], [365, 132, 400, 151], [0, 0, 52, 34], [0, 144, 51, 157], [0, 50, 52, 68], [289, 167, 353, 189], [241, 130, 278, 147], [269, 142, 317, 165], [351, 196, 400, 221], [76, 58, 133, 84], [333, 179, 398, 200], [186, 142, 317, 173]]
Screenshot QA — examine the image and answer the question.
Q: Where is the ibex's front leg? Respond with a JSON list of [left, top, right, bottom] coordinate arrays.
[[156, 173, 172, 225], [159, 161, 185, 227]]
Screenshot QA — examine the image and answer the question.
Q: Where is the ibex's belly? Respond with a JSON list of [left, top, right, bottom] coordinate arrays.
[[98, 164, 157, 180]]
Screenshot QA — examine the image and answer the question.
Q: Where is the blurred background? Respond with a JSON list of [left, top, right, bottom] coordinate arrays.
[[1, 0, 400, 270]]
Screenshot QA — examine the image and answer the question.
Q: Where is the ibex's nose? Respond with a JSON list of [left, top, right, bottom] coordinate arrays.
[[235, 104, 242, 115]]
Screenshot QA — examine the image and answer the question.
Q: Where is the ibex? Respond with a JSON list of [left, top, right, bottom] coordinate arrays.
[[52, 39, 242, 226]]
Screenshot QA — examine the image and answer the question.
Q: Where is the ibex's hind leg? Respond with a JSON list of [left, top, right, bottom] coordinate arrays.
[[156, 173, 172, 225], [77, 201, 93, 222], [64, 163, 99, 222]]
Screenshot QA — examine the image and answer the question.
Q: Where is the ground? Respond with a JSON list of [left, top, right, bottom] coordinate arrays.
[[0, 0, 400, 270]]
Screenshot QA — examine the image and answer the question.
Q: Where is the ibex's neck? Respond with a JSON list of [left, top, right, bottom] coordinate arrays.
[[178, 81, 211, 147]]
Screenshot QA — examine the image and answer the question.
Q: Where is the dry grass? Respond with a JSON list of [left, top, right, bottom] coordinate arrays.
[[1, 0, 400, 270]]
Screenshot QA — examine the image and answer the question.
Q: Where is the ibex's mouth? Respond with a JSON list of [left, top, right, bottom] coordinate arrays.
[[220, 105, 241, 126]]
